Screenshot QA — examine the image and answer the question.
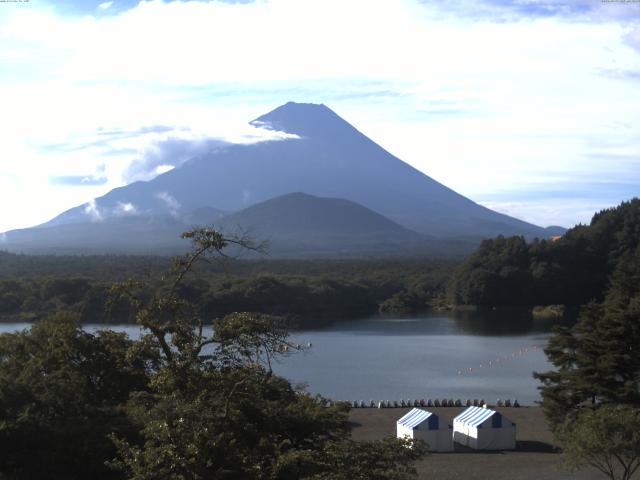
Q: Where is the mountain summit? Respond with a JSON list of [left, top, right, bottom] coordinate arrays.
[[3, 102, 560, 255], [250, 102, 360, 139]]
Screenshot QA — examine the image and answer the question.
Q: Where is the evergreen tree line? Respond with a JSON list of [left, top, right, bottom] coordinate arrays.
[[534, 242, 640, 426], [534, 223, 640, 479], [443, 199, 640, 478], [453, 199, 640, 479], [447, 199, 640, 307]]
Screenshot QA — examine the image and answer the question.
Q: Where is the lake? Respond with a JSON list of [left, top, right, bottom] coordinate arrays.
[[0, 310, 558, 405]]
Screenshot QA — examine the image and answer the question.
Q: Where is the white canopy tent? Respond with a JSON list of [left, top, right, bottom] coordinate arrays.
[[396, 408, 454, 452], [453, 406, 516, 450]]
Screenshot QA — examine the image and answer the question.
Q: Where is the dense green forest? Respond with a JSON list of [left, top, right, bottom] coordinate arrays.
[[0, 252, 455, 325], [447, 198, 640, 308], [535, 241, 640, 427], [6, 198, 639, 323], [530, 201, 640, 478], [0, 230, 427, 480]]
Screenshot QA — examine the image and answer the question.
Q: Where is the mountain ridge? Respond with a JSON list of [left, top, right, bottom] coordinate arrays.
[[3, 192, 475, 257]]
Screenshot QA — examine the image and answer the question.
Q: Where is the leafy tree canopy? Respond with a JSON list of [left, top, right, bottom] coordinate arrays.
[[556, 404, 640, 480]]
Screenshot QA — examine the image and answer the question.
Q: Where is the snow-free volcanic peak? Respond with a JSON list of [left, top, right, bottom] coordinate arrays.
[[250, 101, 361, 139], [1, 102, 563, 255]]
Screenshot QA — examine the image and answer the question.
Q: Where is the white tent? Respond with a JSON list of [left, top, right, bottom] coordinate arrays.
[[453, 406, 516, 450], [396, 408, 454, 452]]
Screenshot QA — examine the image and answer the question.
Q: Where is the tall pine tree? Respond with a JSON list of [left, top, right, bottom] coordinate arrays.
[[535, 245, 640, 430]]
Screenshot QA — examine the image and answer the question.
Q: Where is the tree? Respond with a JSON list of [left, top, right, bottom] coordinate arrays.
[[448, 199, 640, 308], [108, 227, 427, 479], [0, 312, 154, 480], [0, 227, 427, 479], [556, 404, 640, 480], [308, 437, 427, 480], [534, 246, 640, 431]]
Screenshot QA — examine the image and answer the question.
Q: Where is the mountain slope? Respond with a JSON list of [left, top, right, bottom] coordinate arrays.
[[2, 192, 477, 257], [218, 192, 423, 255], [221, 192, 418, 237], [41, 102, 553, 239], [2, 215, 188, 255]]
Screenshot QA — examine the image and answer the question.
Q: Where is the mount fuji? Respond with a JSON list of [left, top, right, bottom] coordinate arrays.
[[2, 102, 561, 256]]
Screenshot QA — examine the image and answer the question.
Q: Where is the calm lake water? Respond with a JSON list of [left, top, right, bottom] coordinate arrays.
[[0, 310, 559, 405]]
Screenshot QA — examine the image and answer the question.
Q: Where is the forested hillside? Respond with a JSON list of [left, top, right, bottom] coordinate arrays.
[[0, 253, 454, 324], [447, 198, 640, 307]]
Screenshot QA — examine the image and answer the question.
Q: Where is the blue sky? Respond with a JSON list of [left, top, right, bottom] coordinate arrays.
[[0, 0, 639, 232]]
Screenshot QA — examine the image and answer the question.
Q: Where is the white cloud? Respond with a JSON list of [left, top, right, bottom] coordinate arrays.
[[98, 1, 113, 10], [84, 199, 103, 222], [155, 165, 174, 175], [625, 24, 640, 52], [117, 201, 137, 214], [155, 191, 180, 217], [477, 199, 615, 229], [0, 0, 637, 230]]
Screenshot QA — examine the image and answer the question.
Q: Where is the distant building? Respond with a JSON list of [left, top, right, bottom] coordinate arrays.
[[396, 408, 454, 452], [549, 235, 562, 242], [453, 406, 516, 450]]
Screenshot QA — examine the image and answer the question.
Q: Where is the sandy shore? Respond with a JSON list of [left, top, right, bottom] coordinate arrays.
[[349, 407, 604, 480]]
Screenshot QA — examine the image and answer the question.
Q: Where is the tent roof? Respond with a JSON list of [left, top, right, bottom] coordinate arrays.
[[454, 406, 498, 427], [397, 408, 433, 429]]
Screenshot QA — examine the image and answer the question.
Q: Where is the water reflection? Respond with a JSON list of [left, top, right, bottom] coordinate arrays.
[[0, 313, 558, 403], [450, 307, 574, 336], [298, 307, 575, 337], [278, 312, 556, 404]]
